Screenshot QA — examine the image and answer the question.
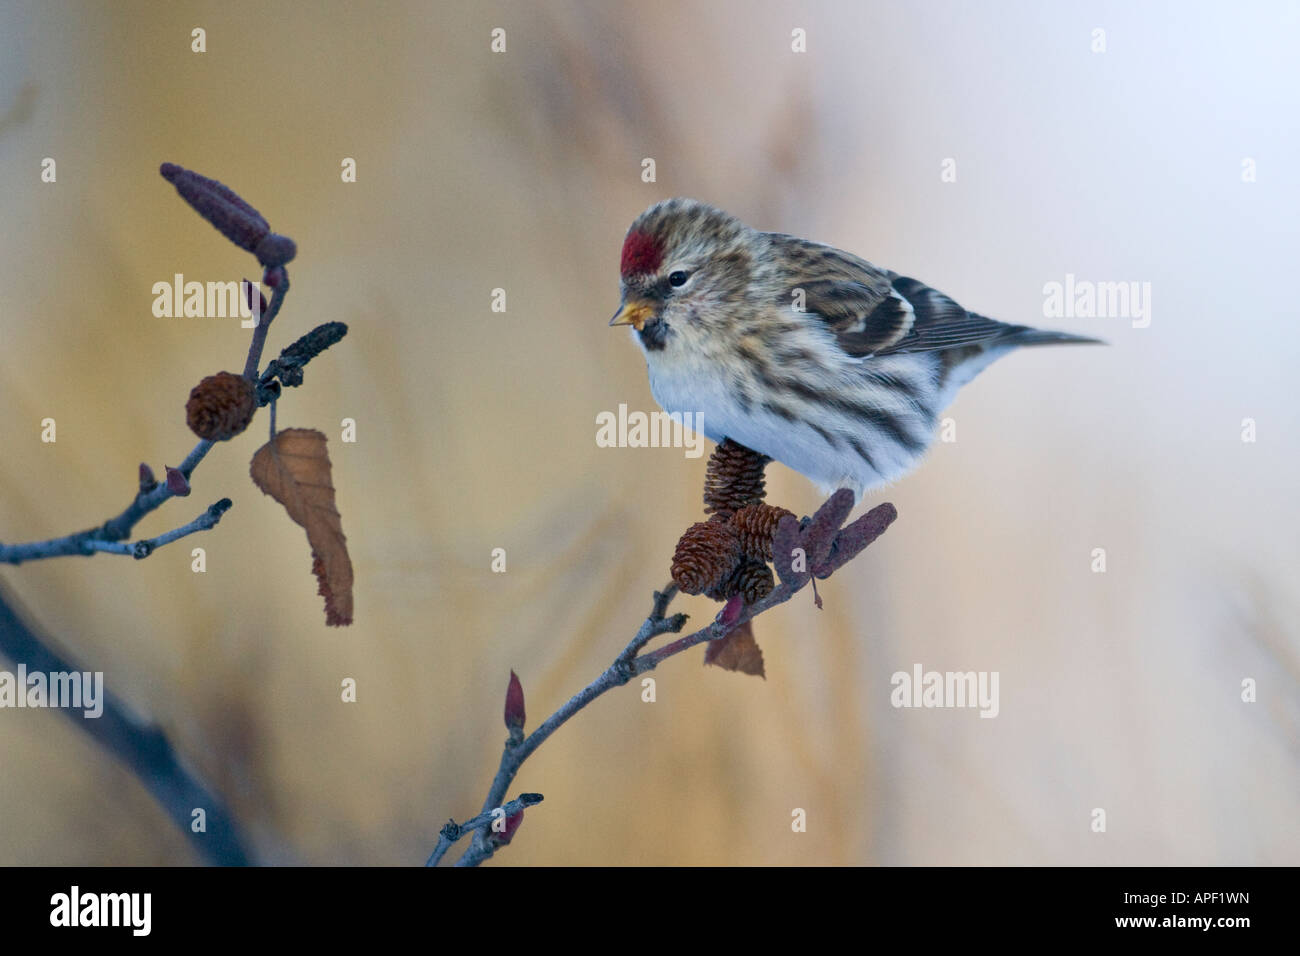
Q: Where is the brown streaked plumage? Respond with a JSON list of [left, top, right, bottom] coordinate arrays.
[[610, 198, 1101, 498]]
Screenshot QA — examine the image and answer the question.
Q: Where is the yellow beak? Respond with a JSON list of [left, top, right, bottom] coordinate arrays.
[[609, 300, 655, 331]]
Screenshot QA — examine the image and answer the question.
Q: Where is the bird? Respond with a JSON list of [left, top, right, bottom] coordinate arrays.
[[610, 198, 1101, 500]]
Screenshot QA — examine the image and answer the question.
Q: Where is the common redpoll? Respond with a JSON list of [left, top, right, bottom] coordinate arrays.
[[610, 198, 1100, 499]]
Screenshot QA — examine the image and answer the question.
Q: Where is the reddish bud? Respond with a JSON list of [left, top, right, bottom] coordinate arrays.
[[488, 809, 524, 847], [164, 466, 191, 497], [138, 463, 157, 492], [262, 266, 284, 288], [715, 593, 744, 628], [504, 670, 525, 736]]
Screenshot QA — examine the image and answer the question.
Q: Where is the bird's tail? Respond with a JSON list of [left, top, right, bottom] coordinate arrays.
[[997, 326, 1106, 348]]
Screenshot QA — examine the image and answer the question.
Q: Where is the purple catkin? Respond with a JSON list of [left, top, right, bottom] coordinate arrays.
[[771, 513, 805, 586], [803, 488, 854, 572], [254, 233, 297, 267], [160, 163, 267, 225], [160, 163, 270, 253], [826, 502, 898, 572]]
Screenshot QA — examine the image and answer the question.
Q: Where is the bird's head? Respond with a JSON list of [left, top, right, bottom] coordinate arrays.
[[609, 199, 761, 354]]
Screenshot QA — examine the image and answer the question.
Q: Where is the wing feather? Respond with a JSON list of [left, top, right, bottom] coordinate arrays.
[[768, 235, 1098, 359], [767, 234, 911, 356]]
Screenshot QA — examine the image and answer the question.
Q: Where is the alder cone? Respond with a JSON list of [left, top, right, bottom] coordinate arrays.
[[706, 557, 774, 604], [186, 371, 256, 441], [671, 518, 742, 595], [735, 559, 775, 603], [731, 502, 796, 562], [702, 439, 769, 518]]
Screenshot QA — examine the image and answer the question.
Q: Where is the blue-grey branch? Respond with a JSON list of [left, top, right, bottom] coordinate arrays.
[[432, 495, 897, 867], [0, 582, 252, 865]]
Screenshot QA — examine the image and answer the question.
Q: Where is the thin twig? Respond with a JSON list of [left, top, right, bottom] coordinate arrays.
[[17, 499, 233, 561], [424, 792, 543, 867], [449, 587, 766, 867], [243, 268, 289, 382], [470, 582, 786, 829], [616, 583, 685, 663], [434, 495, 897, 867], [0, 442, 214, 565]]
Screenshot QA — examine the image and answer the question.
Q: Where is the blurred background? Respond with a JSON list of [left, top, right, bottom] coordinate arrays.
[[0, 0, 1296, 865]]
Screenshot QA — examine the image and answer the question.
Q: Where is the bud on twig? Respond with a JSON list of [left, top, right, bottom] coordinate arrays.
[[164, 466, 191, 497], [488, 809, 525, 847], [138, 463, 157, 493], [715, 593, 744, 628], [504, 670, 525, 742]]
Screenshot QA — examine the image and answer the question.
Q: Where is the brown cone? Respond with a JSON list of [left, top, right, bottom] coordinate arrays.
[[671, 518, 742, 595], [706, 556, 775, 603], [702, 439, 770, 519], [186, 371, 257, 441], [731, 502, 797, 562]]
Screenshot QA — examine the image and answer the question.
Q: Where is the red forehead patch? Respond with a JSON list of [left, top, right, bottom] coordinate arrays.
[[620, 229, 664, 277]]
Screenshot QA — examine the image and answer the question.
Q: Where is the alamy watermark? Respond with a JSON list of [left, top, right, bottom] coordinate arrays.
[[152, 274, 263, 327], [596, 404, 704, 458], [890, 663, 999, 718], [0, 665, 103, 718], [1042, 273, 1151, 328], [50, 886, 150, 936]]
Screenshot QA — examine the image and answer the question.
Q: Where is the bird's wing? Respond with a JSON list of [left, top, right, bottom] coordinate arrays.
[[882, 275, 1105, 351], [767, 234, 912, 356], [872, 275, 1019, 355], [769, 235, 1086, 357]]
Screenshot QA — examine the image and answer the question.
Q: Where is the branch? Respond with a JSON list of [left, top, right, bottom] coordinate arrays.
[[0, 443, 216, 565], [2, 498, 233, 563], [0, 582, 253, 865], [430, 492, 897, 866], [243, 268, 289, 382], [0, 163, 346, 866], [424, 792, 543, 867], [0, 165, 348, 568]]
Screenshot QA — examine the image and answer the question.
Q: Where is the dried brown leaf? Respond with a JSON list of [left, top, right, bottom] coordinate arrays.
[[704, 620, 765, 678], [250, 428, 353, 626]]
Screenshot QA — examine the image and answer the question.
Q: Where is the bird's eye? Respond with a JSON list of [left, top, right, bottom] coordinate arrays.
[[668, 270, 690, 287]]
